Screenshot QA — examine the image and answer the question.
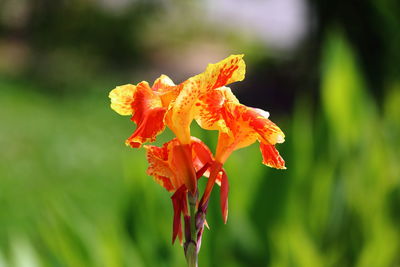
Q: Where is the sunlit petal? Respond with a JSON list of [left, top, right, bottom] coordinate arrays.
[[109, 84, 136, 115], [170, 55, 246, 143]]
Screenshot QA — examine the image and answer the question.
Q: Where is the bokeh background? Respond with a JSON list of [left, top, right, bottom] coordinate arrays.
[[1, 0, 400, 266]]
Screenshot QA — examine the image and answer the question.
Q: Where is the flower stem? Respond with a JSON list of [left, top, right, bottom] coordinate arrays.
[[185, 192, 198, 267]]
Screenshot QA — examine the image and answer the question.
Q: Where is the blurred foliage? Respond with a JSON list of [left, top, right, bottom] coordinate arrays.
[[1, 0, 400, 266]]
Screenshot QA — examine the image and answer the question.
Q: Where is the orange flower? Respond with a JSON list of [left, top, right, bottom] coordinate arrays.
[[195, 87, 285, 220], [109, 54, 284, 222], [109, 56, 244, 194], [109, 75, 177, 148], [166, 55, 245, 144], [144, 137, 222, 243], [109, 54, 286, 265], [109, 55, 245, 147], [194, 87, 285, 168]]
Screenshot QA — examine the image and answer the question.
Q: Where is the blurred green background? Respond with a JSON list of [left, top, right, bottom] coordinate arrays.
[[1, 0, 399, 266]]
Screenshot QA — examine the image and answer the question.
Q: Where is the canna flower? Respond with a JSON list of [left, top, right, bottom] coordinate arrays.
[[194, 87, 285, 218], [109, 54, 285, 267], [144, 137, 223, 244], [109, 55, 245, 194], [194, 87, 285, 168], [109, 75, 177, 148], [109, 55, 245, 148]]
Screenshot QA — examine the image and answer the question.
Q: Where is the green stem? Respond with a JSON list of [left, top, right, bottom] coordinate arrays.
[[185, 193, 198, 267]]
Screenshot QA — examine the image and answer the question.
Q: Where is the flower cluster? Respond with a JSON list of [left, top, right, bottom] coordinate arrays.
[[109, 55, 285, 266]]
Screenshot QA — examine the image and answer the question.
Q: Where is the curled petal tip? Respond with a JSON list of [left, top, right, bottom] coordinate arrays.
[[260, 143, 286, 169]]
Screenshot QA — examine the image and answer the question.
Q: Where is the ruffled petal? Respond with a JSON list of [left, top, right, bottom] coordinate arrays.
[[123, 82, 167, 148], [144, 144, 175, 191], [260, 143, 286, 169], [145, 139, 190, 190], [169, 55, 246, 143], [109, 81, 169, 148], [153, 175, 175, 192]]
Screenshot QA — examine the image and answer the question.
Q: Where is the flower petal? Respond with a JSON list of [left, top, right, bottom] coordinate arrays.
[[152, 74, 175, 91], [220, 170, 229, 224], [170, 55, 246, 143], [190, 137, 214, 170], [145, 139, 190, 190], [244, 107, 285, 145], [194, 87, 238, 132], [152, 74, 180, 107], [144, 144, 175, 191], [169, 142, 197, 194], [210, 103, 285, 163], [109, 84, 136, 115], [171, 185, 187, 244], [191, 137, 223, 185], [123, 82, 167, 148], [145, 137, 219, 193], [260, 143, 286, 169]]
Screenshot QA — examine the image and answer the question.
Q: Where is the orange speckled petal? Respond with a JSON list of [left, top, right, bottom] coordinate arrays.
[[144, 144, 175, 191], [194, 87, 238, 132], [124, 82, 167, 148], [260, 143, 286, 169], [214, 104, 285, 164], [170, 55, 246, 143], [235, 105, 285, 145]]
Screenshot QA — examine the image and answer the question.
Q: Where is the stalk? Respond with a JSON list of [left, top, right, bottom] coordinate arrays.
[[185, 192, 198, 267]]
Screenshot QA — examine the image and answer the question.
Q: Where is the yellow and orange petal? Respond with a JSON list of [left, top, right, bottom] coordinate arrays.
[[218, 104, 285, 166], [109, 81, 168, 148], [243, 106, 285, 145], [144, 137, 220, 192], [169, 55, 246, 144], [192, 87, 285, 167], [152, 74, 180, 107], [144, 143, 175, 191], [109, 84, 136, 115], [194, 87, 238, 133]]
